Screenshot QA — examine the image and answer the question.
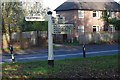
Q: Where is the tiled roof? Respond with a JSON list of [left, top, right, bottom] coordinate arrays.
[[55, 0, 120, 11]]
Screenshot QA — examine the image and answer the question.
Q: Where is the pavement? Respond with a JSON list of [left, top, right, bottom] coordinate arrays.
[[1, 43, 120, 63]]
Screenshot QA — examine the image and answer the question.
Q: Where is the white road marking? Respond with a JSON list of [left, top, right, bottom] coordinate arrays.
[[4, 50, 120, 61]]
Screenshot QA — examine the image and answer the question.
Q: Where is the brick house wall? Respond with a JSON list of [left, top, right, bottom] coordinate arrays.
[[56, 10, 120, 39], [57, 10, 120, 29], [84, 11, 104, 32], [56, 10, 105, 31]]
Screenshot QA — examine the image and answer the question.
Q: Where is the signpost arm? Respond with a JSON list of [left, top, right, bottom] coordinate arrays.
[[47, 11, 54, 67]]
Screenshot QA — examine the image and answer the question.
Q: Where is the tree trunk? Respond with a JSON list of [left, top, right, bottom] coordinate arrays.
[[8, 24, 12, 46], [36, 30, 39, 47], [1, 32, 3, 52], [19, 31, 24, 49]]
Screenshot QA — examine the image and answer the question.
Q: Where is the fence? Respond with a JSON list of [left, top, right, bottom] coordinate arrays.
[[3, 31, 120, 49], [3, 31, 48, 49], [78, 31, 120, 44]]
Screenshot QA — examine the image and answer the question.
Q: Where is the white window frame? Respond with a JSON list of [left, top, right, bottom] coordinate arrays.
[[78, 10, 84, 18], [92, 11, 100, 18], [111, 12, 115, 18], [92, 25, 100, 32], [108, 11, 115, 18], [78, 26, 84, 32], [108, 25, 115, 32]]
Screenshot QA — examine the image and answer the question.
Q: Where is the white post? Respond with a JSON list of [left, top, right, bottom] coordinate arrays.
[[47, 11, 54, 67]]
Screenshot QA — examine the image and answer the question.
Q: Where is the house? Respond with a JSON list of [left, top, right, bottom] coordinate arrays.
[[54, 0, 120, 40]]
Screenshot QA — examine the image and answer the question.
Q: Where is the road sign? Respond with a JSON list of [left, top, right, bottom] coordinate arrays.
[[52, 24, 74, 34], [25, 16, 47, 21]]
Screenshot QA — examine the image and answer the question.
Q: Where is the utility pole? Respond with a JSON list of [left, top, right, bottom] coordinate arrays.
[[47, 11, 54, 67]]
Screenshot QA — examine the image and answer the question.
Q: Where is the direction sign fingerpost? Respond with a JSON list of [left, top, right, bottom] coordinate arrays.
[[25, 11, 54, 67]]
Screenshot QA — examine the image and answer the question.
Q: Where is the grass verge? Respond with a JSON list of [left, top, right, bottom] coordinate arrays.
[[2, 54, 120, 79]]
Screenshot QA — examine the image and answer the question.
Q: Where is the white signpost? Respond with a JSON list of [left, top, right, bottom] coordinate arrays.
[[47, 11, 54, 67], [25, 11, 74, 67], [25, 12, 54, 67]]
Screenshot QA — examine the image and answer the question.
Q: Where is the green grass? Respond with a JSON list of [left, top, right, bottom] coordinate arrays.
[[2, 54, 120, 79]]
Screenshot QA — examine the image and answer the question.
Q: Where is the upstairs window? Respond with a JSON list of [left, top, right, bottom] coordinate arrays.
[[93, 11, 97, 17], [93, 11, 100, 18], [78, 10, 84, 18], [107, 11, 115, 18]]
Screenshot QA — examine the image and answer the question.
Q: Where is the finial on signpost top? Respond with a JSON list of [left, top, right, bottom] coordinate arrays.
[[47, 11, 52, 15]]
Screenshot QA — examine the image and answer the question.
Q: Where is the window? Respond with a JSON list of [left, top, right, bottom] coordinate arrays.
[[93, 11, 100, 18], [78, 10, 84, 18], [78, 26, 84, 32], [93, 26, 100, 32], [108, 25, 115, 32], [108, 11, 115, 18], [111, 12, 115, 18], [93, 11, 97, 17], [93, 26, 97, 32]]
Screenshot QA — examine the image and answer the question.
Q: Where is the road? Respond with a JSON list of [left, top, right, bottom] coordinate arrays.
[[2, 43, 120, 63]]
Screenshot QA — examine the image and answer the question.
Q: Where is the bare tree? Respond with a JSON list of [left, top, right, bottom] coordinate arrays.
[[22, 0, 49, 18], [2, 1, 24, 49]]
